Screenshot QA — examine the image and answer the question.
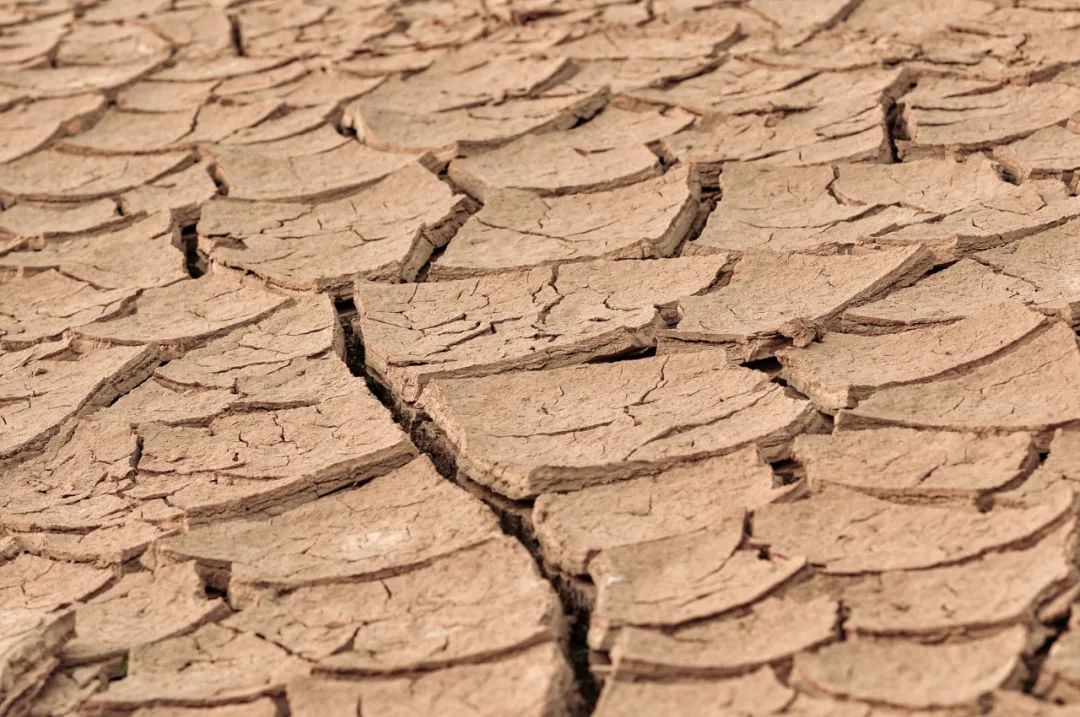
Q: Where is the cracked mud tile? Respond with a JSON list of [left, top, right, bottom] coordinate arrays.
[[30, 663, 109, 717], [592, 667, 867, 717], [0, 609, 75, 716], [198, 164, 471, 292], [987, 692, 1080, 717], [445, 106, 693, 200], [81, 623, 310, 712], [792, 627, 1028, 710], [777, 302, 1048, 411], [128, 703, 279, 717], [157, 456, 498, 605], [0, 271, 136, 348], [753, 482, 1074, 574], [420, 351, 819, 500], [0, 92, 104, 164], [897, 78, 1080, 159], [286, 642, 573, 717], [589, 527, 820, 653], [532, 445, 799, 577], [0, 199, 124, 243], [104, 295, 347, 423], [973, 219, 1080, 324], [72, 273, 289, 357], [1034, 612, 1080, 702], [61, 562, 230, 667], [209, 141, 421, 202], [224, 537, 563, 674], [215, 64, 384, 109], [358, 254, 729, 404], [0, 212, 186, 291], [0, 553, 111, 611], [431, 167, 700, 278], [660, 246, 933, 361], [0, 339, 154, 459], [793, 427, 1038, 500], [994, 125, 1080, 181], [603, 601, 835, 682], [343, 86, 608, 158], [151, 57, 292, 84], [841, 259, 1036, 333], [838, 519, 1078, 638], [118, 161, 218, 225], [836, 322, 1080, 440], [691, 156, 1080, 260], [115, 79, 217, 114], [0, 149, 191, 202]]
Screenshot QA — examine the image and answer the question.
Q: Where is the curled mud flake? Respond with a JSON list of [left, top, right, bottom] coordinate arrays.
[[62, 561, 231, 665], [209, 142, 420, 203], [82, 623, 311, 711], [754, 482, 1074, 574], [898, 78, 1080, 159], [343, 87, 608, 158], [836, 322, 1080, 438], [432, 167, 700, 278], [692, 156, 1080, 260], [0, 199, 123, 242], [593, 667, 795, 717], [661, 246, 933, 361], [420, 351, 819, 499], [589, 527, 816, 652], [0, 93, 105, 164], [157, 456, 499, 604], [286, 642, 573, 717], [225, 537, 562, 673], [793, 427, 1038, 499], [0, 212, 186, 291], [0, 149, 191, 202], [0, 609, 75, 716], [0, 341, 154, 460], [533, 445, 797, 576], [445, 106, 693, 200], [792, 626, 1029, 710], [778, 302, 1047, 411], [841, 259, 1036, 333], [199, 164, 470, 292], [841, 519, 1078, 637], [118, 161, 219, 226], [0, 554, 111, 612], [359, 255, 729, 404], [72, 273, 289, 356]]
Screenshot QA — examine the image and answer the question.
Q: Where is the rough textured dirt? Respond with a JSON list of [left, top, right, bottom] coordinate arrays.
[[8, 1, 1080, 716]]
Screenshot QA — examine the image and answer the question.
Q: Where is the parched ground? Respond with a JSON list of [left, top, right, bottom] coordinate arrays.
[[8, 0, 1080, 715]]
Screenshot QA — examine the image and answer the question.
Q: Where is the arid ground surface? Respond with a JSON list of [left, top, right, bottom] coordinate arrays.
[[9, 0, 1080, 715]]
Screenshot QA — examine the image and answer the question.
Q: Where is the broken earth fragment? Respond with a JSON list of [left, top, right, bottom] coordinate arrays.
[[794, 428, 1037, 499], [777, 301, 1047, 410], [431, 167, 700, 278], [357, 255, 729, 403], [661, 246, 932, 360], [533, 445, 798, 576], [198, 164, 471, 291], [420, 351, 819, 499]]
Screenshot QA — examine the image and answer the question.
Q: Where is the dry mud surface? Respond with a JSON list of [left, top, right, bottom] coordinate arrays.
[[10, 1, 1080, 716]]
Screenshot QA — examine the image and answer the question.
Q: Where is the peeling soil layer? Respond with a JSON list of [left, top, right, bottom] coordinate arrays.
[[10, 1, 1080, 716]]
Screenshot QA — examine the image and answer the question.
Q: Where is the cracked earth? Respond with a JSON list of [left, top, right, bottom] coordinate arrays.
[[9, 0, 1080, 716]]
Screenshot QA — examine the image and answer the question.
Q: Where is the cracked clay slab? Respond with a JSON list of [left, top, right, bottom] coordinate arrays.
[[157, 456, 501, 606], [356, 254, 730, 404], [0, 609, 75, 716], [420, 351, 820, 500], [660, 246, 932, 361], [836, 322, 1080, 441], [777, 301, 1047, 411], [223, 536, 563, 674], [430, 167, 700, 278], [532, 445, 800, 576], [792, 627, 1028, 709], [753, 482, 1074, 574], [793, 427, 1038, 500], [0, 149, 190, 202], [198, 164, 471, 292], [588, 525, 815, 652]]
